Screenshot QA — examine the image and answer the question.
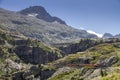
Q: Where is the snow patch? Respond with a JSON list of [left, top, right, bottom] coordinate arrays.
[[52, 21, 60, 24], [28, 13, 38, 17], [87, 30, 103, 38]]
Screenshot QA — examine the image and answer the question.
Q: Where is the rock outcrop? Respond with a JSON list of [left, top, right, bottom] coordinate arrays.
[[15, 45, 63, 64]]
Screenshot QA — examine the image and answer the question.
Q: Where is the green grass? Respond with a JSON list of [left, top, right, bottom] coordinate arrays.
[[101, 72, 120, 80], [48, 69, 79, 80]]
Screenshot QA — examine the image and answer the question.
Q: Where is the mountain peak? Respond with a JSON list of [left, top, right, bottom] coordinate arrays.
[[20, 6, 47, 14], [102, 33, 113, 38], [19, 6, 66, 25]]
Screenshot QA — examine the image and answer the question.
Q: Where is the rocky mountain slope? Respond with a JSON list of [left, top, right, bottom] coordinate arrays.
[[19, 6, 66, 25], [0, 7, 97, 44], [9, 40, 120, 80], [0, 26, 65, 79], [0, 25, 120, 80]]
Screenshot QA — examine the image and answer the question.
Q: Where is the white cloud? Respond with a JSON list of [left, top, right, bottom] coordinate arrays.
[[87, 30, 103, 38], [79, 27, 85, 30]]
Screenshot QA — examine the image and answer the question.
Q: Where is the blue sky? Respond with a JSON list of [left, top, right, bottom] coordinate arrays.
[[0, 0, 120, 35]]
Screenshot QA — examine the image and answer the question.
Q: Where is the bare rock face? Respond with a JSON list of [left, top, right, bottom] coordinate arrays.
[[59, 39, 99, 54], [15, 46, 62, 64], [13, 65, 55, 80], [84, 69, 101, 80], [5, 59, 22, 70], [101, 56, 118, 67], [22, 66, 41, 80], [50, 67, 72, 78]]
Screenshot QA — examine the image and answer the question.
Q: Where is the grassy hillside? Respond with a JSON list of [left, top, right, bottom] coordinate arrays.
[[47, 43, 120, 80]]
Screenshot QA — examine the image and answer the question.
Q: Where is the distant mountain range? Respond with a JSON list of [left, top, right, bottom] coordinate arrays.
[[102, 33, 120, 38], [0, 6, 97, 44]]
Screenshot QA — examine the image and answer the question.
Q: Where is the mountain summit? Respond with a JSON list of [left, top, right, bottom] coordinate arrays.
[[19, 6, 66, 25]]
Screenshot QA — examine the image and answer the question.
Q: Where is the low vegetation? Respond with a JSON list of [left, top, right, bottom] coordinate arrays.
[[46, 42, 120, 80]]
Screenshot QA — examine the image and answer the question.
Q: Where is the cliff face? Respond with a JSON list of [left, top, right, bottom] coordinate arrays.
[[15, 45, 63, 64], [59, 39, 99, 54], [59, 38, 120, 54]]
